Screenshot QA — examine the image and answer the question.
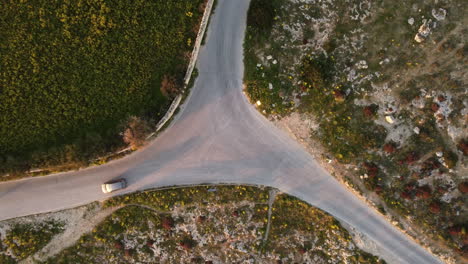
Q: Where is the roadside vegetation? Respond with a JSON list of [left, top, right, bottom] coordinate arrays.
[[0, 185, 384, 263], [0, 0, 206, 180], [244, 0, 467, 260], [0, 220, 64, 262]]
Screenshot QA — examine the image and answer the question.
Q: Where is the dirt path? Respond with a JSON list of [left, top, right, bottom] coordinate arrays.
[[262, 188, 278, 248], [22, 204, 121, 264]]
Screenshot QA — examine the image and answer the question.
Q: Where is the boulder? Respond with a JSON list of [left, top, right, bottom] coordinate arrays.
[[414, 19, 433, 43], [432, 8, 447, 21]]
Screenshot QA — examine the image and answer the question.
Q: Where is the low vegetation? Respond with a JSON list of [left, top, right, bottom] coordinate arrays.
[[0, 185, 384, 263], [0, 0, 206, 179], [0, 221, 64, 261], [244, 0, 467, 259]]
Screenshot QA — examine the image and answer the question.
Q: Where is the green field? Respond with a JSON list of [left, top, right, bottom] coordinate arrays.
[[0, 0, 204, 177]]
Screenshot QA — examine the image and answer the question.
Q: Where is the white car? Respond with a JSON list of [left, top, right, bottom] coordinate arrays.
[[101, 178, 127, 193]]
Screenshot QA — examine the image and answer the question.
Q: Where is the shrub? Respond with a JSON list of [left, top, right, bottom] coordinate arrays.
[[247, 0, 280, 38], [122, 117, 151, 149], [161, 75, 181, 98], [162, 216, 175, 231], [457, 139, 468, 156], [415, 185, 432, 199], [458, 182, 468, 193], [179, 237, 196, 250], [363, 104, 379, 118], [429, 201, 441, 214], [383, 143, 397, 154]]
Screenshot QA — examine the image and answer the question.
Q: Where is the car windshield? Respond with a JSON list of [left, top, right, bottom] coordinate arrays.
[[108, 182, 122, 190]]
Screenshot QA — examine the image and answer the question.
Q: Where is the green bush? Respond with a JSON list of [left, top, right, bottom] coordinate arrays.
[[247, 0, 281, 38]]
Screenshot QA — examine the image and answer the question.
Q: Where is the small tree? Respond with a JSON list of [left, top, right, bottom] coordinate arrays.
[[122, 116, 150, 149]]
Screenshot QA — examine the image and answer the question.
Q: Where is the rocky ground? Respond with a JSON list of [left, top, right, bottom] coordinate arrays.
[[0, 185, 385, 264], [244, 0, 467, 262]]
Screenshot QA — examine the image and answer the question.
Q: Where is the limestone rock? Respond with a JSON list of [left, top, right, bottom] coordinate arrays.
[[432, 8, 447, 21], [414, 19, 433, 43]]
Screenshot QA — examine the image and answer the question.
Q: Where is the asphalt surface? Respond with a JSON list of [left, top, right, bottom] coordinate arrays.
[[0, 0, 443, 263]]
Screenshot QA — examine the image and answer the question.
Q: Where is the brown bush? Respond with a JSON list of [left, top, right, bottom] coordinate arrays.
[[363, 162, 379, 178], [374, 185, 383, 194], [363, 104, 378, 118], [458, 139, 468, 156], [123, 116, 151, 149], [415, 185, 432, 199], [333, 90, 345, 102], [124, 249, 133, 257], [401, 191, 412, 200], [114, 241, 123, 249], [400, 152, 420, 165], [429, 202, 441, 214], [431, 103, 440, 112], [405, 183, 416, 191], [421, 157, 441, 175], [146, 240, 155, 247], [458, 182, 468, 194], [383, 143, 396, 154], [449, 226, 462, 236], [160, 75, 180, 97], [179, 237, 196, 250], [162, 216, 175, 231], [197, 215, 206, 223]]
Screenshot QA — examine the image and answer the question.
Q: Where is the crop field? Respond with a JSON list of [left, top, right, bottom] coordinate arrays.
[[244, 0, 467, 260], [0, 0, 205, 178], [0, 185, 384, 263]]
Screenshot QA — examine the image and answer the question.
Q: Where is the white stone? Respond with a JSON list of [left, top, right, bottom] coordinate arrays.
[[356, 60, 368, 69], [266, 55, 273, 60], [385, 116, 395, 124], [414, 19, 432, 43], [268, 83, 273, 90], [272, 60, 277, 64], [256, 100, 261, 106], [413, 127, 420, 134], [414, 34, 425, 43], [436, 151, 443, 157], [432, 8, 447, 21], [408, 17, 415, 25], [256, 64, 261, 67]]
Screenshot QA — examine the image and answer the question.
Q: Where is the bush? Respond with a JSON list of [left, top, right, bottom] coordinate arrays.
[[247, 0, 280, 38], [122, 116, 151, 149]]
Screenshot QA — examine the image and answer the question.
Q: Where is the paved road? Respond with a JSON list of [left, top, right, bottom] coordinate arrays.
[[0, 1, 442, 263]]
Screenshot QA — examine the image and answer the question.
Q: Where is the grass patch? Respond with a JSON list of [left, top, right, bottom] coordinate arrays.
[[1, 220, 64, 261]]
